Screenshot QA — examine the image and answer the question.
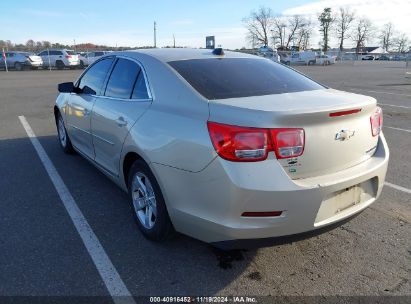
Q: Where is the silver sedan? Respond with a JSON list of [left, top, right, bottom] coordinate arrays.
[[55, 49, 389, 248]]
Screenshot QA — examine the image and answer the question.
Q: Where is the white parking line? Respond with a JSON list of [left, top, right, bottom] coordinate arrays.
[[18, 116, 135, 304], [384, 126, 411, 133], [385, 182, 411, 194], [379, 103, 411, 109]]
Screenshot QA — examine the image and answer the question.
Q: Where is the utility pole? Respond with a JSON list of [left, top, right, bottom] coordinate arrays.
[[173, 34, 175, 48], [154, 21, 157, 48], [73, 39, 76, 52]]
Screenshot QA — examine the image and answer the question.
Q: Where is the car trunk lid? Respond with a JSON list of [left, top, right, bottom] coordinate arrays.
[[208, 89, 379, 179]]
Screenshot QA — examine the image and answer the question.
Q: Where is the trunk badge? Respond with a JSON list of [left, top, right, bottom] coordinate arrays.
[[335, 129, 355, 141]]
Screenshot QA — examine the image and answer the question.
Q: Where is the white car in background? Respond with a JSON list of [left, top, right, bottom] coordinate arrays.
[[284, 51, 317, 65], [257, 46, 281, 63], [79, 51, 111, 68], [38, 49, 80, 69], [316, 55, 336, 65]]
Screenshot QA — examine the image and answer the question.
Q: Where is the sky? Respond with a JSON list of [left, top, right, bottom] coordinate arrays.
[[0, 0, 410, 49]]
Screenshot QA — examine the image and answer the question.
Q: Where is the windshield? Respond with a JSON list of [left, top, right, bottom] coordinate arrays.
[[168, 58, 324, 100]]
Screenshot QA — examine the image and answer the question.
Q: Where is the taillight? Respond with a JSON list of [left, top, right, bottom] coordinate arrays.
[[270, 128, 304, 159], [207, 122, 271, 162], [370, 107, 382, 136], [207, 122, 304, 162]]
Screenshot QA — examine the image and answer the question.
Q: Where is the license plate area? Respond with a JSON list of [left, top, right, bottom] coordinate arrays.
[[314, 177, 378, 225]]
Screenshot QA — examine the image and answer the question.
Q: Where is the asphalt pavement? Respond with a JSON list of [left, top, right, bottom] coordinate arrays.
[[0, 61, 409, 301]]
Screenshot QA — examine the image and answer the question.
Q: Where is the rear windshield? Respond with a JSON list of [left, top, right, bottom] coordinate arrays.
[[66, 50, 76, 55], [168, 58, 324, 100]]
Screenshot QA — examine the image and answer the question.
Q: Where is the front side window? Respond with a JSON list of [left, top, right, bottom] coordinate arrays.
[[78, 57, 114, 95], [105, 58, 141, 99], [168, 58, 324, 100]]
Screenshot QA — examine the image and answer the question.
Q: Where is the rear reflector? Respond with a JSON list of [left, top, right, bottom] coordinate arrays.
[[329, 108, 362, 117], [242, 211, 283, 217]]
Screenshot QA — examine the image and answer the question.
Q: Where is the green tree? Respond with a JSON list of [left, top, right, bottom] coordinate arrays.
[[318, 8, 334, 52]]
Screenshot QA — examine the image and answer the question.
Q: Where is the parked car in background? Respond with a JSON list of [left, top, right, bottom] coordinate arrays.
[[392, 55, 406, 61], [257, 46, 280, 63], [0, 51, 43, 70], [376, 55, 391, 61], [54, 49, 388, 247], [38, 49, 80, 69], [283, 51, 317, 65], [315, 54, 336, 65], [362, 55, 375, 60], [79, 51, 111, 68]]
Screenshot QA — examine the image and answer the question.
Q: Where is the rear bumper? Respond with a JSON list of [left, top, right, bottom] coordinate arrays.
[[68, 61, 80, 66], [152, 133, 389, 245], [26, 61, 43, 67]]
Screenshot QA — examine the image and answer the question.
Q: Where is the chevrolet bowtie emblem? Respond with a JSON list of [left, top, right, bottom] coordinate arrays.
[[335, 129, 355, 141]]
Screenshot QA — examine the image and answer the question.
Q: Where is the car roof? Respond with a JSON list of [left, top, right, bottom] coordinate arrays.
[[111, 48, 257, 63]]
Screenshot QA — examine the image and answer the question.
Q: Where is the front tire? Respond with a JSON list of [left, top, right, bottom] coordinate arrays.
[[57, 113, 74, 154], [128, 159, 173, 241]]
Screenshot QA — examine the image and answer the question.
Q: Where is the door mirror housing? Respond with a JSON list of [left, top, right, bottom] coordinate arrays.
[[58, 82, 75, 93]]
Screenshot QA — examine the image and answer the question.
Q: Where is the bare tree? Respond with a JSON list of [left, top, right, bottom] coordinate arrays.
[[380, 23, 394, 52], [26, 39, 35, 50], [295, 18, 313, 50], [352, 18, 373, 54], [392, 33, 409, 53], [42, 41, 51, 49], [318, 8, 334, 52], [285, 15, 306, 48], [335, 7, 355, 52], [271, 17, 286, 49], [243, 6, 274, 47]]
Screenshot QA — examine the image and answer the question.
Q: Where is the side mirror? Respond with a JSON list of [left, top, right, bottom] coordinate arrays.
[[58, 82, 74, 93]]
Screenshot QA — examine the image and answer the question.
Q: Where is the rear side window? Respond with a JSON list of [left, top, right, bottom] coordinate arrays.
[[105, 58, 141, 99], [78, 57, 114, 95], [132, 72, 149, 99], [168, 58, 324, 100]]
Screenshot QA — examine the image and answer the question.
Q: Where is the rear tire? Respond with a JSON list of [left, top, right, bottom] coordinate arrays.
[[14, 62, 23, 71], [56, 61, 65, 70], [128, 159, 174, 241], [56, 113, 74, 154]]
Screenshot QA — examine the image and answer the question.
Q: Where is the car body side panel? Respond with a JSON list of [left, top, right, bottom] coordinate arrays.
[[91, 98, 152, 176], [119, 53, 215, 177]]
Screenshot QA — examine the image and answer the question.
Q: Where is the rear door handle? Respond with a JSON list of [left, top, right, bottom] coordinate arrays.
[[115, 117, 128, 127]]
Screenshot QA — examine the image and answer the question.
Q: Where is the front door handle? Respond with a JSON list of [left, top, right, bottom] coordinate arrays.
[[115, 117, 128, 127]]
